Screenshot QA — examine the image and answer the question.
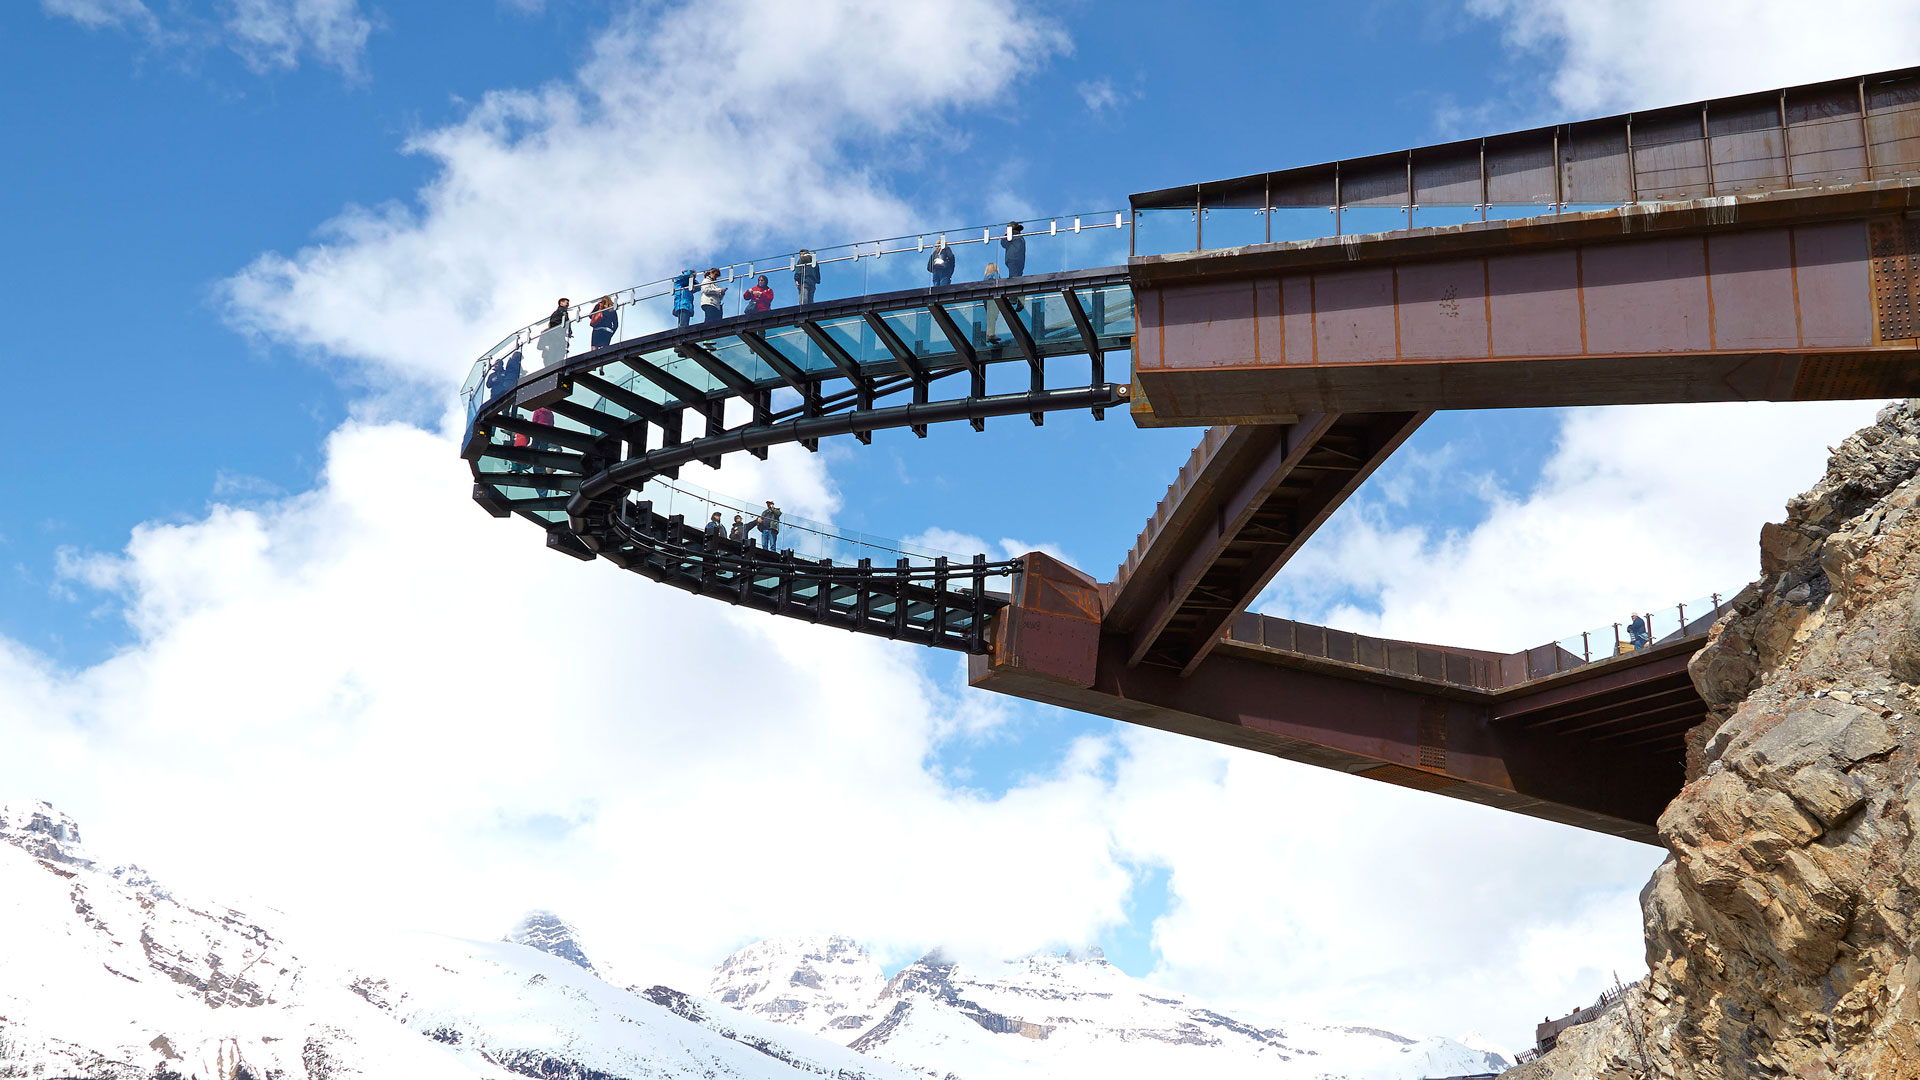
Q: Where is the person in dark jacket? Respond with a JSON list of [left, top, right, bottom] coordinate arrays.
[[1627, 614, 1650, 649], [927, 238, 955, 286], [793, 249, 820, 306], [757, 500, 782, 550], [485, 347, 523, 404], [672, 270, 695, 329], [743, 275, 774, 312], [589, 295, 619, 348], [536, 298, 571, 369], [729, 514, 748, 542], [704, 512, 725, 544], [1001, 221, 1026, 279]]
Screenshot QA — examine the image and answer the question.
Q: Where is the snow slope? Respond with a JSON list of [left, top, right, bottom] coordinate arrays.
[[0, 802, 915, 1080], [710, 937, 1512, 1080]]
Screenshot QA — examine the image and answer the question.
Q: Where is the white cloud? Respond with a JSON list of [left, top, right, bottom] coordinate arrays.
[[1076, 78, 1121, 112], [222, 0, 373, 78], [41, 0, 157, 31], [1468, 0, 1920, 114], [1261, 400, 1886, 654], [1104, 725, 1660, 1039], [220, 0, 1069, 403], [42, 0, 373, 77], [0, 422, 1135, 991]]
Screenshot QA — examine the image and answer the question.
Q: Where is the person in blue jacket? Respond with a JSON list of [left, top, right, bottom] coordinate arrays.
[[589, 296, 619, 348], [1001, 221, 1026, 279], [672, 270, 695, 329]]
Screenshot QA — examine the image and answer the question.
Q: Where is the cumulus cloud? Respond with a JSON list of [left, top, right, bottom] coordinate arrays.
[[1258, 400, 1886, 652], [41, 0, 374, 78], [0, 422, 1134, 992], [220, 0, 1069, 403], [1468, 0, 1920, 114], [222, 0, 373, 77]]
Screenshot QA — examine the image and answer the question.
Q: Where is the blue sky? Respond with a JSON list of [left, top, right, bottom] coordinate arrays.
[[3, 0, 1914, 1052]]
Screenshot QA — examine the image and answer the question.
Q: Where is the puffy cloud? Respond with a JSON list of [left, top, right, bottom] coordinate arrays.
[[40, 0, 373, 77], [1258, 400, 1886, 653], [1467, 0, 1920, 114], [0, 422, 1133, 991], [222, 0, 373, 78], [220, 0, 1069, 403]]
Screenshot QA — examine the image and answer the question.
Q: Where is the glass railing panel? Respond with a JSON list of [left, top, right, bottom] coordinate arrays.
[[1484, 204, 1558, 223], [1199, 207, 1269, 251], [1270, 207, 1337, 244], [1132, 208, 1196, 256], [1336, 206, 1409, 236]]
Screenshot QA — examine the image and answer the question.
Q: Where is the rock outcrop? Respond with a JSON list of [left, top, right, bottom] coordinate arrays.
[[1518, 400, 1920, 1079]]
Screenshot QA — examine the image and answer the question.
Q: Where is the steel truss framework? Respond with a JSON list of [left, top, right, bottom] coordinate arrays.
[[464, 267, 1135, 652]]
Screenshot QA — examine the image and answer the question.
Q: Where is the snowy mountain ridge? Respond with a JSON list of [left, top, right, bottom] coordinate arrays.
[[0, 802, 1508, 1079], [710, 934, 1513, 1080]]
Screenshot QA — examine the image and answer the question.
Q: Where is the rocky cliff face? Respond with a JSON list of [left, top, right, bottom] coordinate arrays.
[[1519, 399, 1920, 1080]]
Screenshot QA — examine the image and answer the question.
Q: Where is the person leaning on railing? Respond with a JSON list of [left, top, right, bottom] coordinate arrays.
[[927, 238, 955, 286], [537, 297, 571, 368], [743, 275, 774, 313], [1001, 221, 1026, 279], [793, 248, 820, 306], [699, 268, 728, 324], [589, 295, 618, 348], [673, 269, 695, 329], [757, 500, 782, 550]]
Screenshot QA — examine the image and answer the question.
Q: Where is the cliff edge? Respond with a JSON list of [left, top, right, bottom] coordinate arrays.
[[1519, 399, 1920, 1079]]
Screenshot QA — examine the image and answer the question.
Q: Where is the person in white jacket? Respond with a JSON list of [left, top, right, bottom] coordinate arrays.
[[699, 268, 729, 324]]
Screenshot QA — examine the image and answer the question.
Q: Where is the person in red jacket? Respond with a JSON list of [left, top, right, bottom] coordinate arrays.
[[743, 275, 774, 313]]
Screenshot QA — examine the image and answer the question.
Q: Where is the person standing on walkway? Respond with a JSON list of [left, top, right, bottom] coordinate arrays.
[[672, 270, 695, 329], [981, 262, 1002, 344], [699, 268, 728, 324], [704, 512, 725, 545], [1628, 614, 1650, 649], [1001, 221, 1026, 279], [757, 500, 782, 550], [744, 274, 774, 313], [729, 514, 748, 543], [536, 297, 571, 368], [793, 249, 820, 306], [926, 238, 955, 287], [589, 295, 619, 348]]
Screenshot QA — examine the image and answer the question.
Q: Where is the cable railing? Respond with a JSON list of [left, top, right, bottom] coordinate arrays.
[[626, 475, 1006, 578], [459, 209, 1131, 417], [1516, 590, 1735, 681]]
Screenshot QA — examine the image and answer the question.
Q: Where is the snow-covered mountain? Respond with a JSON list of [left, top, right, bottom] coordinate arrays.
[[710, 935, 1512, 1080], [0, 802, 1507, 1079], [0, 801, 914, 1080]]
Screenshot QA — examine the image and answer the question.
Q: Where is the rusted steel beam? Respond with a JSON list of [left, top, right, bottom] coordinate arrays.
[[1131, 190, 1920, 425], [1105, 413, 1425, 674], [972, 556, 1681, 843]]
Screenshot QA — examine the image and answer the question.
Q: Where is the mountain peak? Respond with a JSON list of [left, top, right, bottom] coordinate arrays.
[[0, 800, 93, 868], [505, 909, 596, 974]]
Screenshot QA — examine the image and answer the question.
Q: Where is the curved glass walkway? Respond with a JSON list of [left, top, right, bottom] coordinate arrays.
[[461, 212, 1136, 652]]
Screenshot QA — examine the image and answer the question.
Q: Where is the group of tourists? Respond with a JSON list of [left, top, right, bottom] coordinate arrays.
[[575, 222, 1033, 343], [703, 500, 783, 552]]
